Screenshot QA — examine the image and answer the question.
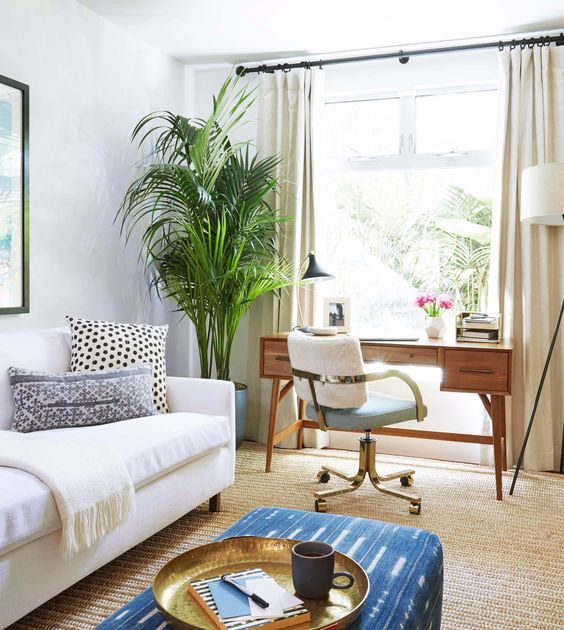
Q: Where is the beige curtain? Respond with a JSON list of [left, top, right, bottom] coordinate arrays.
[[246, 68, 328, 449], [489, 46, 564, 471]]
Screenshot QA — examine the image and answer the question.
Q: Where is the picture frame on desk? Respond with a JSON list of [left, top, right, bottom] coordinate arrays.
[[323, 296, 351, 332]]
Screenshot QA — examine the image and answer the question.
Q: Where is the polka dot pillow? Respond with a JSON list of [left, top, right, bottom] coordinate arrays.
[[66, 316, 168, 413]]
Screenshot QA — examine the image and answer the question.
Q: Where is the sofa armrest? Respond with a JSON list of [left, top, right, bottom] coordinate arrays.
[[166, 377, 236, 448]]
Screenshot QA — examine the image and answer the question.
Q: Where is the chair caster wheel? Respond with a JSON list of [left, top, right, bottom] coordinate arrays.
[[315, 499, 327, 513], [409, 502, 421, 515], [400, 475, 414, 487], [317, 471, 331, 483]]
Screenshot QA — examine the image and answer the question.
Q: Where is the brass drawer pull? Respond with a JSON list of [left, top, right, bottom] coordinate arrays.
[[460, 368, 493, 374], [275, 356, 290, 362]]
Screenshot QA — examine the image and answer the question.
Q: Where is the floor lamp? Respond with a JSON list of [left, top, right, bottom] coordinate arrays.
[[510, 161, 564, 495]]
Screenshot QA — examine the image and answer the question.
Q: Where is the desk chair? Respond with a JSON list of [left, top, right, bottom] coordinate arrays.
[[288, 331, 427, 514]]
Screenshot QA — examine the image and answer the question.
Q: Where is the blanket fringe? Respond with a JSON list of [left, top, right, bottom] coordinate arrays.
[[62, 484, 135, 558]]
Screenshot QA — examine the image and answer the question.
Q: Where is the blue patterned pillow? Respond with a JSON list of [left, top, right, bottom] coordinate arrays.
[[8, 363, 157, 433]]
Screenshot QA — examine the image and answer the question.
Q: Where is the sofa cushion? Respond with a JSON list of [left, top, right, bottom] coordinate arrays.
[[0, 412, 230, 555], [0, 328, 71, 431], [9, 364, 157, 433], [67, 317, 169, 413]]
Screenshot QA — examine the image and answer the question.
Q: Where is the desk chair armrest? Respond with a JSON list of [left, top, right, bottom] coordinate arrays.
[[292, 368, 425, 423], [365, 369, 425, 423]]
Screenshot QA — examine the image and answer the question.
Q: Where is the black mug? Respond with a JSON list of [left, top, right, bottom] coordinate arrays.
[[291, 541, 355, 599]]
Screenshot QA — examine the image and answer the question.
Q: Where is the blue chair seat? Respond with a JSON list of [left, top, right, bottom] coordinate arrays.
[[306, 391, 428, 431]]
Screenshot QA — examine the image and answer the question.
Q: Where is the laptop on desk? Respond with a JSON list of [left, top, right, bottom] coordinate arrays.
[[354, 326, 420, 342]]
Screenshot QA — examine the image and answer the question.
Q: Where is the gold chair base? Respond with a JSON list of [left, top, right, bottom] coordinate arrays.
[[314, 434, 422, 515]]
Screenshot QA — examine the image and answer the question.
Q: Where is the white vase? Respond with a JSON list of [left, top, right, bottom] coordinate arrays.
[[425, 316, 447, 339]]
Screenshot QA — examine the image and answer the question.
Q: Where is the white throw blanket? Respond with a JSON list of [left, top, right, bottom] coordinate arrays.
[[0, 431, 134, 558]]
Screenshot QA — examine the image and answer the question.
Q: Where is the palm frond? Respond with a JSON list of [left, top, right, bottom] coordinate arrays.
[[118, 74, 294, 380]]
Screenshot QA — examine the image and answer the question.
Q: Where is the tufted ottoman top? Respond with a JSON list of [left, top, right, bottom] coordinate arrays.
[[97, 507, 443, 630]]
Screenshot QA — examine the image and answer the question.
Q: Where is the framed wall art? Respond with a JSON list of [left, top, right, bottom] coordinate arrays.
[[0, 74, 29, 314]]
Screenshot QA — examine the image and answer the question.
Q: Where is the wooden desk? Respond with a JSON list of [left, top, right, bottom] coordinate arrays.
[[260, 334, 513, 500]]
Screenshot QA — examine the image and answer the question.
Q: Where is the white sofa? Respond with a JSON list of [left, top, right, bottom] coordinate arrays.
[[0, 327, 236, 629]]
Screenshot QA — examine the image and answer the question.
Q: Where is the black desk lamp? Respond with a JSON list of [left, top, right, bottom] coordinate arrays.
[[297, 252, 335, 332], [510, 161, 564, 495]]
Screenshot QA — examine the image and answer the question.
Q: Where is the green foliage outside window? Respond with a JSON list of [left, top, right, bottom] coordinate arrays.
[[333, 179, 492, 312]]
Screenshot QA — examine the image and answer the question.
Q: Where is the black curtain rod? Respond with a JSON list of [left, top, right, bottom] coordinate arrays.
[[236, 33, 564, 75]]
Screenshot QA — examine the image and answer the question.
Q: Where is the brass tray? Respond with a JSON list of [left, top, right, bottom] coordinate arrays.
[[153, 536, 370, 629]]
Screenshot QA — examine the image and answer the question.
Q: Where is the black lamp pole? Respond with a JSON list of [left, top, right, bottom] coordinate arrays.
[[509, 297, 564, 494]]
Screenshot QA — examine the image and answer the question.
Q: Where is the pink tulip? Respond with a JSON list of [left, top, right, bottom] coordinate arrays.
[[415, 291, 453, 317], [438, 295, 454, 310]]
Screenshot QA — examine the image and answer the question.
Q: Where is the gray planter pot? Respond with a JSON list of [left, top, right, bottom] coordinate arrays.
[[234, 382, 248, 449]]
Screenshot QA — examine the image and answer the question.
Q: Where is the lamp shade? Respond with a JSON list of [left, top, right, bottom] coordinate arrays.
[[521, 162, 564, 225], [301, 252, 335, 282]]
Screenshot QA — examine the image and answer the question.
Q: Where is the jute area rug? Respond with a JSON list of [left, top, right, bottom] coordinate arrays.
[[11, 442, 564, 630]]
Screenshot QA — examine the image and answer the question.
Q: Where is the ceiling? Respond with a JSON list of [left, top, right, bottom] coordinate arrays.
[[78, 0, 564, 66]]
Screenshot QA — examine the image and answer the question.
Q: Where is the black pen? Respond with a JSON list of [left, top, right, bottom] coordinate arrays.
[[220, 575, 269, 609]]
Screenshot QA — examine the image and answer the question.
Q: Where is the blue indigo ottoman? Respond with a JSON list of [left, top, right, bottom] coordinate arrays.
[[97, 507, 443, 629]]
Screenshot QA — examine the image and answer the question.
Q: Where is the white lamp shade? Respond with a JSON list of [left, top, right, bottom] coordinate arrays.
[[521, 162, 564, 225]]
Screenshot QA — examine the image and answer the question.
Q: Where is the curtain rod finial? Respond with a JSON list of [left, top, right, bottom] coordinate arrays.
[[398, 50, 410, 64], [235, 65, 246, 76]]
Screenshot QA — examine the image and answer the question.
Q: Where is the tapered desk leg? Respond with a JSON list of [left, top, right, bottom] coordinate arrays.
[[265, 379, 281, 473], [500, 398, 507, 471], [297, 399, 306, 449], [491, 395, 505, 500]]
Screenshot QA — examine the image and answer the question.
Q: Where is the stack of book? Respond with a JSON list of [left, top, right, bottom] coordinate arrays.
[[456, 312, 502, 343], [188, 567, 310, 629]]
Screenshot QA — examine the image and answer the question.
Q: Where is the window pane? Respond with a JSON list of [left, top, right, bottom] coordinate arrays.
[[325, 99, 400, 158], [317, 168, 494, 332], [416, 91, 497, 154]]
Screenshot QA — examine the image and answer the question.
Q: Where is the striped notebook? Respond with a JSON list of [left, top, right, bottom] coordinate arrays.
[[187, 568, 310, 630]]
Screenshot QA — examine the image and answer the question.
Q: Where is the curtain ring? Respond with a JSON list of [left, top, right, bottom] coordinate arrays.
[[498, 41, 504, 51], [319, 59, 324, 70], [519, 38, 526, 50], [282, 63, 290, 73], [509, 39, 516, 51]]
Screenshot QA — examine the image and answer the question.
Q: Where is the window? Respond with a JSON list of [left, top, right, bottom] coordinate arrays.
[[325, 98, 400, 157], [319, 87, 497, 333], [416, 90, 497, 154]]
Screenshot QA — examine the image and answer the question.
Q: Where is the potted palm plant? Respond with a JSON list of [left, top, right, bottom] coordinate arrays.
[[118, 76, 295, 446]]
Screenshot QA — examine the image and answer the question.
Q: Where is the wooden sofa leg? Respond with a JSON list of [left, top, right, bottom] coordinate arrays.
[[209, 493, 221, 513]]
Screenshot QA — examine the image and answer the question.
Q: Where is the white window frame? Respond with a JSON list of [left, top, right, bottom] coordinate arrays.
[[324, 81, 497, 172]]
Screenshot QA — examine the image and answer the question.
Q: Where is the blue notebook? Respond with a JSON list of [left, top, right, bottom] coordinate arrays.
[[208, 578, 250, 619]]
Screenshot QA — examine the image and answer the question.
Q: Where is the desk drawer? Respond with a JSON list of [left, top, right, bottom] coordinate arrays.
[[262, 340, 292, 378], [362, 345, 438, 366], [443, 349, 509, 393]]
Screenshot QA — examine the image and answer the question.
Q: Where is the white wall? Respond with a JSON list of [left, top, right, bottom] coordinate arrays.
[[0, 0, 184, 362], [187, 50, 500, 463]]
